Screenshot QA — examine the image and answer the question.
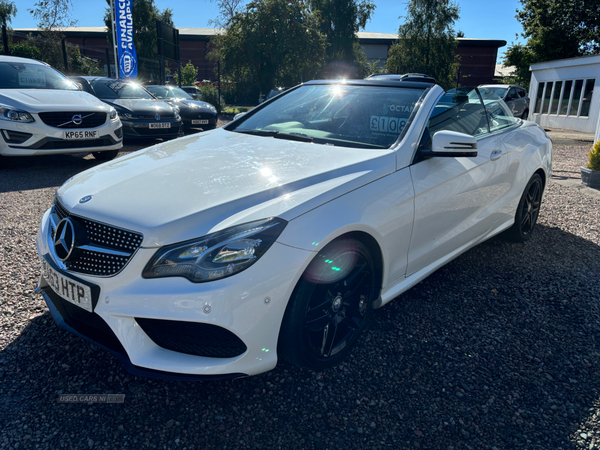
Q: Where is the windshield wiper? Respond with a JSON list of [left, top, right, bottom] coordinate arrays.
[[235, 129, 313, 142]]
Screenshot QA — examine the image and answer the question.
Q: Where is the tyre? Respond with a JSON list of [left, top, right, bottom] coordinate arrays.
[[505, 173, 543, 242], [91, 149, 119, 161], [278, 238, 377, 371]]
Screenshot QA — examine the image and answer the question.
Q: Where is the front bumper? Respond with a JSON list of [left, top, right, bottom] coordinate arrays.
[[36, 208, 313, 377], [0, 117, 123, 157]]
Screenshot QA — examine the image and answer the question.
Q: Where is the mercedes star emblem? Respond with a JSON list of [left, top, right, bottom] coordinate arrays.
[[79, 195, 93, 204], [72, 114, 83, 125], [155, 113, 161, 121], [54, 218, 76, 261]]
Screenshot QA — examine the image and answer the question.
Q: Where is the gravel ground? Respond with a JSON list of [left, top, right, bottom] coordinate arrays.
[[1, 129, 600, 449]]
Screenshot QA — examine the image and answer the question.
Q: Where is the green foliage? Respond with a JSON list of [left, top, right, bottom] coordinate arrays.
[[214, 0, 327, 95], [9, 42, 41, 60], [588, 141, 600, 171], [28, 0, 77, 31], [174, 61, 198, 86], [504, 0, 600, 87], [308, 0, 375, 67], [502, 43, 536, 89], [386, 0, 460, 89], [104, 0, 174, 80], [0, 1, 17, 27], [199, 84, 224, 113], [67, 46, 103, 76], [352, 43, 384, 78]]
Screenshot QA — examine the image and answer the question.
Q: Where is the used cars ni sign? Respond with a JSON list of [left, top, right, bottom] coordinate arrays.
[[36, 79, 552, 379]]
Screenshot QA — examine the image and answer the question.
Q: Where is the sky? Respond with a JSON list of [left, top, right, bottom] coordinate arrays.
[[10, 0, 526, 63]]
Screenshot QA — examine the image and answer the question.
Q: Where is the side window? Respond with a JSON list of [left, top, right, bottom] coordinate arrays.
[[428, 88, 490, 138], [486, 100, 519, 132], [518, 88, 527, 98], [507, 88, 518, 101]]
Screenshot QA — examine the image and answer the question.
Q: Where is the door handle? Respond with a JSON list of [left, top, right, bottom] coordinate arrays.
[[490, 149, 503, 161]]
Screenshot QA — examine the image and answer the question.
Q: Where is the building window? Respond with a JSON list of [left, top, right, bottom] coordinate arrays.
[[559, 80, 573, 115], [534, 82, 545, 114], [580, 79, 595, 117], [549, 81, 562, 114], [535, 78, 595, 118], [542, 82, 553, 114], [569, 79, 584, 116]]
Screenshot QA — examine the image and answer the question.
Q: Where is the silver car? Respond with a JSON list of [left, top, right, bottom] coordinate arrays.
[[479, 84, 530, 119]]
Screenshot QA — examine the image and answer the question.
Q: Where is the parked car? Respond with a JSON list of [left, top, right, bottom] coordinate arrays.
[[0, 56, 122, 165], [180, 85, 202, 99], [145, 85, 217, 131], [36, 80, 551, 379], [479, 84, 530, 119], [70, 76, 183, 140]]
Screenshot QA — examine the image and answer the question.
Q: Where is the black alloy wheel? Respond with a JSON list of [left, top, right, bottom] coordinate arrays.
[[279, 238, 377, 370], [505, 173, 543, 242]]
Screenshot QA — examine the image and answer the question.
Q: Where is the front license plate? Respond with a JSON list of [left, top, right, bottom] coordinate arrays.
[[41, 259, 93, 312], [149, 122, 171, 129], [64, 130, 99, 140], [192, 120, 209, 125]]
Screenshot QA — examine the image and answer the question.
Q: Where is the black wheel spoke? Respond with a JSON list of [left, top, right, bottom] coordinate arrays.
[[521, 212, 530, 228]]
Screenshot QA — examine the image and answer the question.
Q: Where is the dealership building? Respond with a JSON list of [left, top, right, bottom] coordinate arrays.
[[528, 54, 600, 141], [13, 27, 506, 86]]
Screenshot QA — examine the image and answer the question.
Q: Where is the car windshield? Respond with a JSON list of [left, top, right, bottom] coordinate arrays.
[[229, 84, 426, 149], [91, 79, 154, 99], [0, 62, 79, 90], [482, 87, 508, 97], [147, 86, 193, 99]]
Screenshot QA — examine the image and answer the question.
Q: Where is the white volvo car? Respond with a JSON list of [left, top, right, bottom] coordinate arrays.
[[0, 56, 122, 166], [36, 79, 552, 379]]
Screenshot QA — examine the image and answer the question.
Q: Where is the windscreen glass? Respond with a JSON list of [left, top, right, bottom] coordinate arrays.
[[91, 80, 154, 99], [147, 86, 192, 99], [229, 84, 426, 149], [0, 62, 79, 90]]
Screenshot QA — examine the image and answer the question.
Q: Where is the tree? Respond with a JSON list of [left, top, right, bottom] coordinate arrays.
[[214, 0, 327, 95], [0, 1, 17, 27], [104, 0, 174, 80], [503, 0, 600, 87], [174, 61, 198, 86], [308, 0, 375, 68], [386, 0, 460, 89], [28, 0, 77, 31], [209, 0, 245, 28]]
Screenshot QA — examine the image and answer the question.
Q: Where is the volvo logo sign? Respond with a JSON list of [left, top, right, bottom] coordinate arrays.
[[53, 218, 76, 261], [79, 195, 93, 204], [72, 114, 83, 125], [155, 113, 161, 121]]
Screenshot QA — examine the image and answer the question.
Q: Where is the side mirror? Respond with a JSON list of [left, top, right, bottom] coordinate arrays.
[[191, 93, 198, 99], [423, 130, 478, 158], [233, 112, 247, 121]]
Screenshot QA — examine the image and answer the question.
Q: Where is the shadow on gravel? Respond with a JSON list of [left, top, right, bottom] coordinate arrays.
[[1, 224, 600, 449]]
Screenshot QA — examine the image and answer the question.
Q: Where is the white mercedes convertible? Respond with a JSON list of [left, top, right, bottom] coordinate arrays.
[[36, 79, 552, 379]]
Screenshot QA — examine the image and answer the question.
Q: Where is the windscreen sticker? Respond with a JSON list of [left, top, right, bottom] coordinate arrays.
[[370, 116, 406, 134], [18, 68, 47, 88]]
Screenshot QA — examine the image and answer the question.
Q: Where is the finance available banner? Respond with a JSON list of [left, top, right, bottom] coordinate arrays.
[[115, 0, 138, 78]]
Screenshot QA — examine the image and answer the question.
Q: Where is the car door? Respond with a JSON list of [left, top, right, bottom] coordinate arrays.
[[406, 88, 510, 276]]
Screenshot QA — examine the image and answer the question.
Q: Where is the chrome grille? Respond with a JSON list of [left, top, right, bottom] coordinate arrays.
[[51, 199, 143, 276]]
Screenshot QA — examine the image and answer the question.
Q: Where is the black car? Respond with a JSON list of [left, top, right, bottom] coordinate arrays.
[[70, 77, 184, 140], [180, 85, 202, 99], [145, 85, 218, 131]]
